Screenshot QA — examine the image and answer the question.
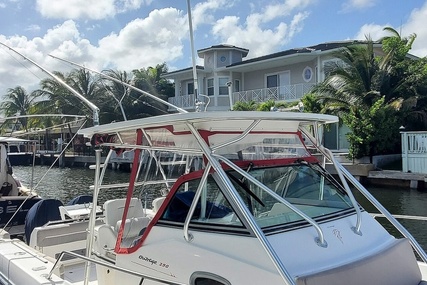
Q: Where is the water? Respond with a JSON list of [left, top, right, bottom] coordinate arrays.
[[12, 165, 427, 250], [12, 165, 131, 205]]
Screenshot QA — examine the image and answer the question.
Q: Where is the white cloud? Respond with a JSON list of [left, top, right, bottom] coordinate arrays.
[[25, 24, 41, 32], [341, 0, 377, 12], [96, 8, 188, 70], [353, 2, 427, 58], [211, 0, 312, 57], [354, 23, 389, 41], [36, 0, 117, 20], [401, 2, 427, 57], [0, 7, 190, 94], [35, 0, 148, 20], [192, 0, 234, 27]]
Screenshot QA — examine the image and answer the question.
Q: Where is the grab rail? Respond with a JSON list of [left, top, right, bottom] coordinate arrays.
[[323, 148, 362, 235], [186, 122, 296, 285], [47, 250, 186, 285], [215, 154, 328, 248], [337, 163, 427, 263], [300, 126, 427, 262]]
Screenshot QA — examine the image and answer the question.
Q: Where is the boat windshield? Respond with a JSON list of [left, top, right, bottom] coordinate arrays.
[[159, 162, 354, 233], [228, 163, 354, 230]]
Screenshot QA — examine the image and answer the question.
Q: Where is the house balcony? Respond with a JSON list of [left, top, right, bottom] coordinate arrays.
[[233, 83, 315, 104], [168, 94, 196, 110], [167, 83, 315, 110]]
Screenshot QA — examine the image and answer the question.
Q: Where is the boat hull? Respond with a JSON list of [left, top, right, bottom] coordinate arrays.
[[0, 197, 41, 236]]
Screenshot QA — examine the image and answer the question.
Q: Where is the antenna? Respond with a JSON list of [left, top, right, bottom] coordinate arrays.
[[187, 0, 198, 99], [0, 42, 100, 126], [187, 0, 208, 112], [48, 55, 188, 114]]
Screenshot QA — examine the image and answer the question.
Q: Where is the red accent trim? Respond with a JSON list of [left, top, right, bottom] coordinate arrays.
[[114, 129, 143, 254], [123, 156, 319, 254], [117, 129, 319, 254], [125, 173, 194, 253]]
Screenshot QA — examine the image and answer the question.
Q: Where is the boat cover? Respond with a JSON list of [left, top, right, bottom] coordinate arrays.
[[24, 198, 63, 244]]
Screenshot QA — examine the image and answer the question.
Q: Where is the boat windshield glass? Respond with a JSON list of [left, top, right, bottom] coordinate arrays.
[[228, 163, 354, 230], [159, 162, 353, 233]]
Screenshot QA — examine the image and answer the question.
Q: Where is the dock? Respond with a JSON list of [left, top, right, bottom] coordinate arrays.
[[31, 152, 427, 190], [326, 163, 427, 189], [367, 170, 427, 189]]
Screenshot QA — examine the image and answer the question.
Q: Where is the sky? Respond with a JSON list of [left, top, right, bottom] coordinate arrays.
[[0, 0, 427, 96]]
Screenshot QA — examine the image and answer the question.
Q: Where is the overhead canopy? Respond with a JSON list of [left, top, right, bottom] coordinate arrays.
[[79, 111, 338, 139], [0, 137, 31, 143]]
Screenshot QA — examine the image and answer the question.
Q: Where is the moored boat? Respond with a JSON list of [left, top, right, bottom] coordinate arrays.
[[0, 111, 425, 284], [0, 137, 41, 236]]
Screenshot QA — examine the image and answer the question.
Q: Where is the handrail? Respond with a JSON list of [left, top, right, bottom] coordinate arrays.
[[185, 122, 296, 285], [47, 250, 186, 285], [371, 213, 427, 221], [323, 147, 362, 235], [211, 119, 260, 152], [183, 163, 212, 242], [300, 127, 363, 235], [338, 163, 427, 263], [214, 154, 328, 248], [300, 127, 427, 262]]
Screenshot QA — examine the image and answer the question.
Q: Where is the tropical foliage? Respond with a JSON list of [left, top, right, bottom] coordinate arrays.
[[0, 86, 38, 131], [0, 63, 175, 132], [306, 27, 427, 159], [232, 100, 299, 112]]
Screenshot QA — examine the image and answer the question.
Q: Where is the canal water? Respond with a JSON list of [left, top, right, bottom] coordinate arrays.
[[12, 165, 427, 251]]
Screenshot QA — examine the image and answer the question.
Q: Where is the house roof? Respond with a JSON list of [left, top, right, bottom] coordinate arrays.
[[162, 40, 386, 77], [197, 44, 249, 58], [227, 40, 372, 68], [161, 65, 204, 77]]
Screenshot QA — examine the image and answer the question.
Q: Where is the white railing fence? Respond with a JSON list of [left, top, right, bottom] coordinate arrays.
[[401, 131, 427, 174], [168, 94, 196, 109], [167, 83, 315, 109], [233, 83, 314, 104]]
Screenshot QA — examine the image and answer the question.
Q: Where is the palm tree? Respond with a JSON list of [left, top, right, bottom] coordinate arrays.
[[37, 69, 107, 124], [313, 38, 401, 158], [0, 86, 37, 132], [100, 69, 132, 121], [132, 63, 174, 117]]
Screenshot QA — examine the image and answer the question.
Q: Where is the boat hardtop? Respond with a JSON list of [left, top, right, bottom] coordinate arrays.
[[0, 110, 425, 285]]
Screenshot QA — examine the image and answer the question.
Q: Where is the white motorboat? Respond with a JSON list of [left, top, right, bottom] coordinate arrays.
[[0, 136, 33, 166], [0, 111, 425, 285], [0, 137, 40, 235]]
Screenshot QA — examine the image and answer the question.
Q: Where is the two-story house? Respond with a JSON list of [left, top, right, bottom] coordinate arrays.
[[162, 40, 384, 150]]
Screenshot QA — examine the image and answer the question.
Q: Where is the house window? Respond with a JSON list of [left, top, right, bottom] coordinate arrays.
[[267, 75, 278, 88], [302, 67, 313, 82], [234, 80, 240, 92], [266, 72, 290, 88], [207, 78, 214, 96], [219, 77, 229, 95], [187, 82, 194, 95]]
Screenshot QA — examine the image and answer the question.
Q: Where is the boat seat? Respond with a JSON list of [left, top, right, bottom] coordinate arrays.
[[103, 198, 145, 227], [152, 196, 166, 212], [116, 216, 150, 247], [296, 238, 424, 285], [96, 217, 150, 250], [30, 221, 90, 248], [98, 198, 149, 249]]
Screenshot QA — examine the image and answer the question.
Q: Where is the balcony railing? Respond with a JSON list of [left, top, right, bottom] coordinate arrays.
[[233, 83, 315, 103], [168, 94, 196, 109], [167, 83, 315, 109]]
